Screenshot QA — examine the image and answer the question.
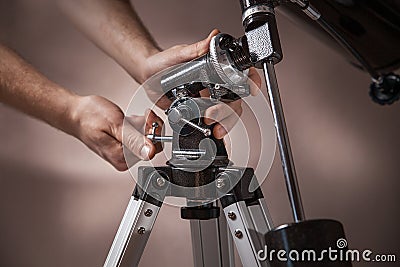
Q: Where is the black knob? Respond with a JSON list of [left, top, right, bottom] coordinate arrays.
[[369, 73, 400, 105], [219, 34, 235, 51]]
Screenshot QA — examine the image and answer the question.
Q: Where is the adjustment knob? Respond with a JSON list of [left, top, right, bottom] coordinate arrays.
[[370, 73, 400, 105]]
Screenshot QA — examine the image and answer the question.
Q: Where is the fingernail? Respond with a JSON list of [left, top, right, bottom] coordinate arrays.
[[140, 145, 151, 159]]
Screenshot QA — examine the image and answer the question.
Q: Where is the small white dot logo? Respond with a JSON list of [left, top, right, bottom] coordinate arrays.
[[336, 238, 348, 249]]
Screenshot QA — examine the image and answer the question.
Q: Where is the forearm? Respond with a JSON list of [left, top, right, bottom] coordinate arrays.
[[58, 0, 160, 83], [0, 44, 78, 134]]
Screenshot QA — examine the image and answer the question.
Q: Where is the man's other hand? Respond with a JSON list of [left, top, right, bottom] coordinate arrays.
[[69, 95, 163, 171]]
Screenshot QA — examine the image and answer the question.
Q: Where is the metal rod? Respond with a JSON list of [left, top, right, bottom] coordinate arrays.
[[263, 61, 305, 222], [146, 134, 173, 143], [181, 118, 212, 136]]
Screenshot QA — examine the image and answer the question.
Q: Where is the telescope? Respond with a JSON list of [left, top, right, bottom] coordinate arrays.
[[106, 1, 400, 266]]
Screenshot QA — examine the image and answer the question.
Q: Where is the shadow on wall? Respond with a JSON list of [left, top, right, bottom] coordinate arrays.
[[0, 157, 127, 267]]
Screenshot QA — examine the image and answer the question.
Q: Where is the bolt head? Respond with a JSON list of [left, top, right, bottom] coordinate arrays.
[[156, 177, 166, 187], [234, 229, 243, 239], [228, 211, 236, 220], [216, 178, 225, 189], [138, 227, 145, 235], [144, 209, 153, 217]]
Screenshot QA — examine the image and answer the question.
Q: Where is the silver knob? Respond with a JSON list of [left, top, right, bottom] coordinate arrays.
[[146, 122, 173, 143]]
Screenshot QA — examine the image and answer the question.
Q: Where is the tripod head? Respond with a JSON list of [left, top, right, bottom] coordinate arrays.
[[140, 0, 285, 213], [149, 1, 284, 166], [144, 33, 258, 169]]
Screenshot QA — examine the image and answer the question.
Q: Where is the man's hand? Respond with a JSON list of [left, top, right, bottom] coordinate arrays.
[[140, 30, 218, 110], [59, 1, 262, 139], [1, 44, 165, 171], [69, 95, 163, 171], [141, 30, 262, 139]]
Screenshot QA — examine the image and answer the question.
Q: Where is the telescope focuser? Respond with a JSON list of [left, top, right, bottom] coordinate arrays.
[[160, 33, 252, 103], [160, 3, 284, 102]]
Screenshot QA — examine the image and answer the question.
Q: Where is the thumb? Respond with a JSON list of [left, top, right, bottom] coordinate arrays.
[[144, 29, 220, 78], [177, 29, 220, 62], [123, 121, 155, 160]]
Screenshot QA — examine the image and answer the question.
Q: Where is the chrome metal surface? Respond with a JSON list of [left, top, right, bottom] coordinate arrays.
[[104, 198, 160, 267], [180, 117, 212, 136], [223, 201, 270, 267], [263, 61, 305, 222], [242, 4, 274, 24], [303, 4, 321, 20]]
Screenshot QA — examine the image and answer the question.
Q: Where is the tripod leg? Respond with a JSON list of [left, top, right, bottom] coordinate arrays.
[[217, 167, 273, 266], [247, 198, 274, 240], [222, 199, 272, 267], [104, 167, 170, 267], [104, 196, 161, 267], [190, 212, 235, 267]]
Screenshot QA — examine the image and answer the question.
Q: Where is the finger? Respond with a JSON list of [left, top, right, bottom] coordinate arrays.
[[125, 109, 163, 134], [125, 115, 146, 134], [105, 109, 124, 144], [144, 109, 164, 134], [203, 100, 242, 125], [200, 89, 210, 97], [108, 144, 128, 171], [124, 109, 164, 157], [213, 109, 242, 139], [144, 87, 172, 110], [177, 29, 219, 60], [123, 119, 156, 160], [155, 95, 173, 110], [98, 134, 128, 171], [123, 145, 141, 169], [144, 109, 164, 154], [248, 67, 262, 96], [155, 29, 219, 68]]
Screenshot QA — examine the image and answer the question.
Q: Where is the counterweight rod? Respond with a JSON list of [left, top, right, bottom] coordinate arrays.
[[263, 61, 305, 222]]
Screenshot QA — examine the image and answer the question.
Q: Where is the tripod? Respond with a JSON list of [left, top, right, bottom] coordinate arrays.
[[105, 117, 274, 267], [105, 1, 352, 266]]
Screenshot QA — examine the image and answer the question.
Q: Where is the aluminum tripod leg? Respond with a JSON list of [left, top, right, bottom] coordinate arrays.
[[190, 204, 235, 267], [104, 168, 169, 267], [223, 197, 273, 267], [104, 196, 161, 267]]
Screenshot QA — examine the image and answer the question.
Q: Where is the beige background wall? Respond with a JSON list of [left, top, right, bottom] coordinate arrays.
[[0, 0, 399, 266]]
